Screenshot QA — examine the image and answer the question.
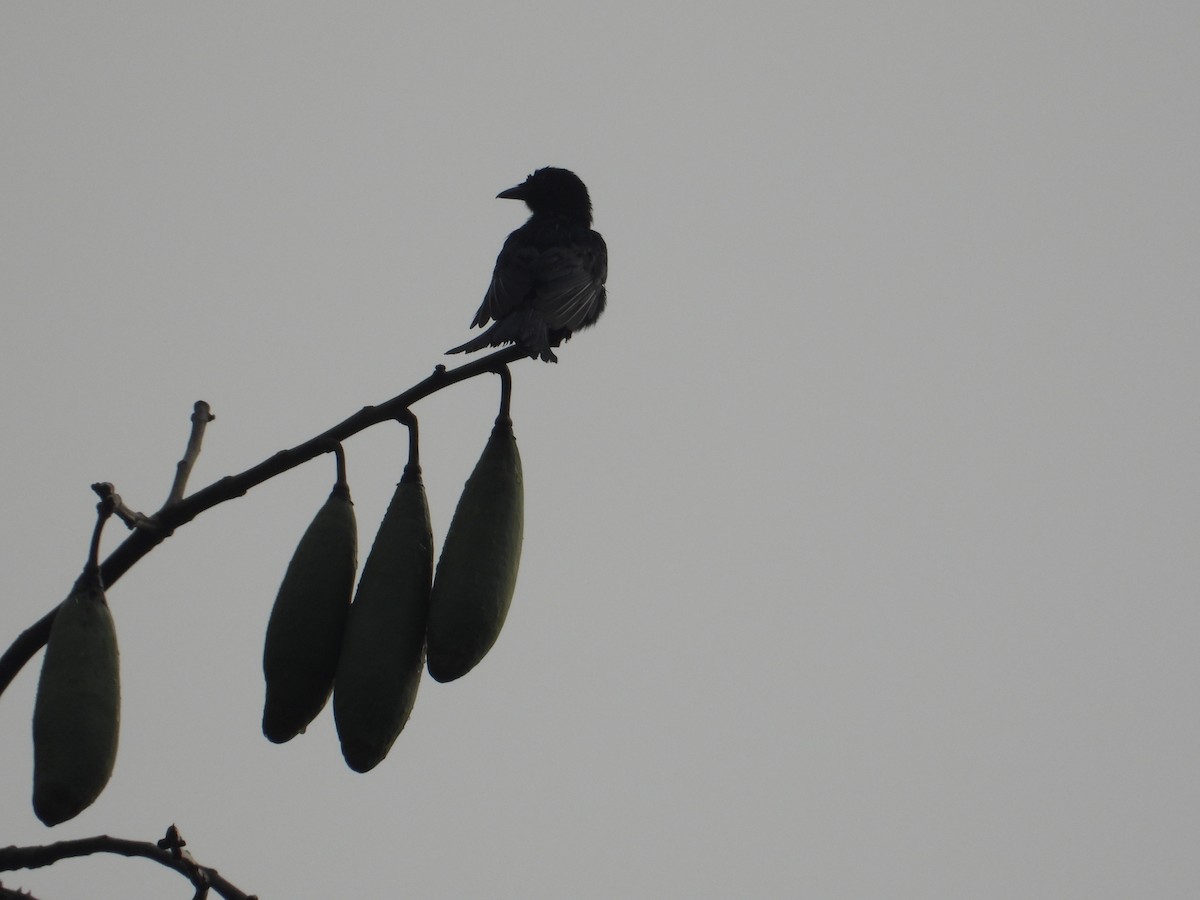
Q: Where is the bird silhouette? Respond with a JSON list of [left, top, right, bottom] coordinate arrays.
[[448, 167, 607, 363]]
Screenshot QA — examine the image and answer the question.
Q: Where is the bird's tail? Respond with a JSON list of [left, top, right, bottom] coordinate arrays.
[[445, 329, 502, 356], [446, 313, 559, 362]]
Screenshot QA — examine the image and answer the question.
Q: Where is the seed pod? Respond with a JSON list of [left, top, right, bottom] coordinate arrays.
[[426, 418, 523, 682], [334, 468, 433, 772], [32, 576, 121, 826], [262, 483, 357, 743]]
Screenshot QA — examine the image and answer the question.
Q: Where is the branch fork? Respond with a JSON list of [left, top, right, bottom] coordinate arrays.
[[0, 346, 526, 698]]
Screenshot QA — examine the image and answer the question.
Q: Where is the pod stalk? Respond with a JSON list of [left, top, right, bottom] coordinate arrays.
[[495, 365, 513, 427]]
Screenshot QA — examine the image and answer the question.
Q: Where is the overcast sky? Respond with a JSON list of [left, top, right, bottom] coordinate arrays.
[[2, 3, 1198, 898]]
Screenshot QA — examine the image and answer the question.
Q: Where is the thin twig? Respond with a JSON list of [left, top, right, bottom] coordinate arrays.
[[103, 483, 155, 532], [0, 347, 524, 698], [0, 827, 256, 900], [165, 401, 215, 507]]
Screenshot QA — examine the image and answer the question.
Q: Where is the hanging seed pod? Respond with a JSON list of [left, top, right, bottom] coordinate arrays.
[[426, 417, 523, 682], [334, 464, 433, 772], [262, 463, 357, 743], [32, 572, 121, 826]]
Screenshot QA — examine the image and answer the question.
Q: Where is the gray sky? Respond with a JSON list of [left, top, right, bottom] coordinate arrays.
[[2, 3, 1198, 897]]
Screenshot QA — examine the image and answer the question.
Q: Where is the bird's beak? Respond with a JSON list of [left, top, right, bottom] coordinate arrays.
[[496, 184, 526, 200]]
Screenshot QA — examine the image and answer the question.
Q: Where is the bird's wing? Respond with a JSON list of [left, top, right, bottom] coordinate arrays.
[[474, 223, 606, 332], [528, 243, 606, 331], [473, 237, 537, 327]]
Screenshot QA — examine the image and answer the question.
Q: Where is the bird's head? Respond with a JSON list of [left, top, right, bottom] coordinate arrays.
[[498, 167, 593, 223]]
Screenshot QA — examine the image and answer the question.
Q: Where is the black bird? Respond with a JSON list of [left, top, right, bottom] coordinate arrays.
[[447, 167, 607, 363]]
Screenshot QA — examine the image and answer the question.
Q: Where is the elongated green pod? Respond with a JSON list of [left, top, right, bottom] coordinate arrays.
[[426, 418, 523, 682], [32, 575, 120, 826], [263, 483, 357, 743], [333, 468, 433, 772]]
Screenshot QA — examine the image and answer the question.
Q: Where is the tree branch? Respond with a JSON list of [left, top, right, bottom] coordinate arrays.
[[165, 401, 216, 507], [0, 881, 45, 899], [0, 826, 255, 899], [0, 346, 526, 699]]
